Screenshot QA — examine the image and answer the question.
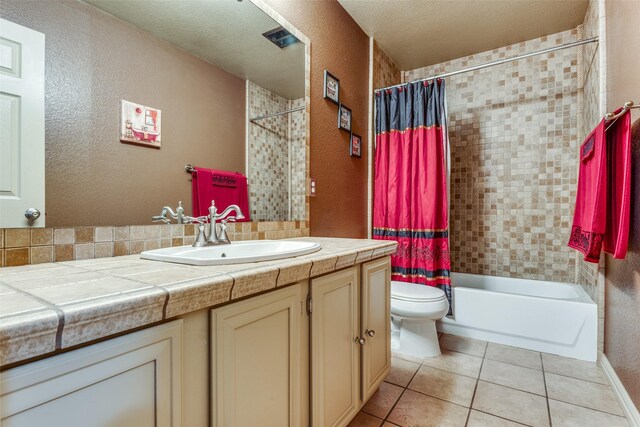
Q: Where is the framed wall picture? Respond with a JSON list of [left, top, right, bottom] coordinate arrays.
[[323, 70, 339, 104], [338, 104, 352, 132], [350, 133, 362, 158], [120, 100, 161, 149]]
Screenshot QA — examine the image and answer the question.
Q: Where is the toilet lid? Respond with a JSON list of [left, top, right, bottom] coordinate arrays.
[[391, 281, 447, 302]]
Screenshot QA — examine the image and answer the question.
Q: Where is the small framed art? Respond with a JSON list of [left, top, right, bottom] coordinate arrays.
[[350, 133, 362, 158], [338, 104, 352, 132], [120, 100, 162, 149], [323, 70, 339, 104]]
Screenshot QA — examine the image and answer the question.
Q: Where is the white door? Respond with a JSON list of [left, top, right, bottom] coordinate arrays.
[[0, 19, 45, 228]]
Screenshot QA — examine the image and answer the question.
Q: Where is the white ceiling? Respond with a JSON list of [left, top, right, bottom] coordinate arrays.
[[84, 0, 305, 99], [338, 0, 588, 71]]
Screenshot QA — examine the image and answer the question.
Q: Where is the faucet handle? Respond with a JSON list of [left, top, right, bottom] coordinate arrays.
[[192, 223, 207, 247], [152, 215, 170, 224], [182, 215, 208, 225]]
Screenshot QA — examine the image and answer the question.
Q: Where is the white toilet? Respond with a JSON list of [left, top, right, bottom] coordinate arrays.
[[390, 281, 450, 358]]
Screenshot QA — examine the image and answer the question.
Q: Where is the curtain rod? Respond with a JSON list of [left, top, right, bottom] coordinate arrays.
[[249, 106, 305, 122], [374, 36, 599, 93]]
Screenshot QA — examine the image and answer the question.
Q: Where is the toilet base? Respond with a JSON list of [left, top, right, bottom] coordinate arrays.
[[391, 317, 441, 358]]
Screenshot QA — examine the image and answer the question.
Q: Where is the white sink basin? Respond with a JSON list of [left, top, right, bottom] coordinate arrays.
[[140, 240, 321, 266]]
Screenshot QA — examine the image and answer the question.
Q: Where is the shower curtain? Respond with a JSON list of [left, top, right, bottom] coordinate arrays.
[[373, 79, 452, 312]]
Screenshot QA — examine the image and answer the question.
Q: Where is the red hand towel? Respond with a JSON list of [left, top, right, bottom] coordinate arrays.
[[603, 108, 632, 259], [191, 167, 250, 222], [568, 120, 607, 263]]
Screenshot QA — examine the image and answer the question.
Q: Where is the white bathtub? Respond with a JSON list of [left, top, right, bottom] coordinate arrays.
[[437, 272, 598, 361]]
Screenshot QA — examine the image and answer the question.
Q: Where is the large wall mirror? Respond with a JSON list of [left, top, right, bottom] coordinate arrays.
[[1, 0, 308, 227]]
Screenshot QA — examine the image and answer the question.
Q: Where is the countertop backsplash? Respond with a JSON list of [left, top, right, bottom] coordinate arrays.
[[0, 221, 310, 267]]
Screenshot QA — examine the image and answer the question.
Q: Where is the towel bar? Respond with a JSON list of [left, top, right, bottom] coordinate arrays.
[[605, 101, 638, 131]]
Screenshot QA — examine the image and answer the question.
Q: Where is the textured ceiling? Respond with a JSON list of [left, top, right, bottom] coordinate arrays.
[[338, 0, 588, 70], [84, 0, 305, 99]]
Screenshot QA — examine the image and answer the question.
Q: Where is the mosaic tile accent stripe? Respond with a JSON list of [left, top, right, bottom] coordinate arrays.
[[0, 222, 309, 267], [404, 29, 581, 283]]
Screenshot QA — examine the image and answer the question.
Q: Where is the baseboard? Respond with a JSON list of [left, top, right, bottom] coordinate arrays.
[[600, 354, 640, 426]]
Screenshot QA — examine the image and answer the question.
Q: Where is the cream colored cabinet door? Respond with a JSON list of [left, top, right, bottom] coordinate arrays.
[[211, 283, 305, 427], [311, 267, 360, 427], [0, 320, 183, 427], [361, 257, 392, 401], [0, 19, 45, 228]]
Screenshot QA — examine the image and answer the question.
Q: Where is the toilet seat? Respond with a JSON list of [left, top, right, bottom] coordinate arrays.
[[391, 281, 447, 302]]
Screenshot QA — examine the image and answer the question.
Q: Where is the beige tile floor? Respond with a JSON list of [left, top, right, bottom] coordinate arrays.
[[349, 333, 630, 427]]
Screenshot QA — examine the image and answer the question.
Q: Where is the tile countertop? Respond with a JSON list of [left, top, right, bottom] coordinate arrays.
[[0, 237, 397, 367]]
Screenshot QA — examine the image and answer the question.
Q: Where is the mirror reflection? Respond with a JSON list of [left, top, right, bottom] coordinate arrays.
[[1, 0, 306, 227], [82, 0, 308, 223]]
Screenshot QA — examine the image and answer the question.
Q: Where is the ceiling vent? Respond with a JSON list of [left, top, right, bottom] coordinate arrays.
[[262, 27, 300, 49]]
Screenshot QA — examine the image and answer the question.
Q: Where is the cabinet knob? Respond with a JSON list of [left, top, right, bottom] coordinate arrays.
[[354, 337, 365, 345], [365, 329, 375, 337]]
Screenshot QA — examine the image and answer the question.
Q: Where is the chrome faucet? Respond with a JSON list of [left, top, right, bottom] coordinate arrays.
[[193, 200, 245, 247], [153, 200, 244, 246], [152, 201, 190, 224]]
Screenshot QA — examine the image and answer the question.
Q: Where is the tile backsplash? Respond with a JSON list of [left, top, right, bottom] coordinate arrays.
[[404, 29, 581, 283], [0, 221, 309, 267]]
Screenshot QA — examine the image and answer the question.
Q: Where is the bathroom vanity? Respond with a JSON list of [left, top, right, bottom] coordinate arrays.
[[0, 237, 396, 427]]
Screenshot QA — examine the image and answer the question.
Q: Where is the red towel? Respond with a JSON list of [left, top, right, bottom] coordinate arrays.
[[568, 109, 633, 263], [568, 120, 608, 262], [603, 108, 632, 259], [191, 167, 250, 222]]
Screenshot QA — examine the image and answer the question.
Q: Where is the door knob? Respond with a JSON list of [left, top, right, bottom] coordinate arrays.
[[354, 337, 365, 345], [24, 208, 41, 221], [365, 329, 376, 337]]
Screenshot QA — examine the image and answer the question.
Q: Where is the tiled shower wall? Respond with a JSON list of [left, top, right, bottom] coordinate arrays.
[[289, 97, 307, 221], [373, 41, 401, 90], [404, 29, 581, 283], [577, 0, 606, 354], [247, 81, 306, 221]]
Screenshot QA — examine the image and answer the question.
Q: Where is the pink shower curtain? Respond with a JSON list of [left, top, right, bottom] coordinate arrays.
[[373, 79, 452, 310]]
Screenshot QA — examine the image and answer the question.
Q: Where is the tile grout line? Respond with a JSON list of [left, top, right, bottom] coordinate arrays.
[[399, 382, 476, 411], [464, 340, 489, 426], [473, 409, 532, 426], [541, 352, 553, 427], [542, 370, 609, 386], [1, 282, 66, 350], [546, 397, 629, 418], [382, 362, 423, 424]]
